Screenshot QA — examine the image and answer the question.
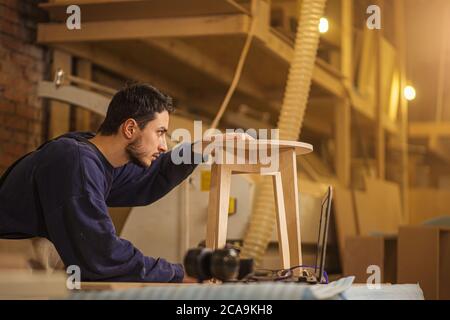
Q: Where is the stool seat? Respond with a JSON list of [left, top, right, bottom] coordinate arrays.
[[200, 139, 313, 156]]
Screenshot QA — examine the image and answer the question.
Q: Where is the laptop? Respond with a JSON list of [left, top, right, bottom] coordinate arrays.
[[298, 185, 333, 284], [215, 185, 334, 283]]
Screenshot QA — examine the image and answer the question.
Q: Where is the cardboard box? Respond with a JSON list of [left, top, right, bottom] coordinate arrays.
[[397, 226, 450, 300], [343, 235, 397, 284]]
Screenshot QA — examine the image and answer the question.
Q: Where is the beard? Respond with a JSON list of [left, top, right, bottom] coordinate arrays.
[[125, 137, 149, 168]]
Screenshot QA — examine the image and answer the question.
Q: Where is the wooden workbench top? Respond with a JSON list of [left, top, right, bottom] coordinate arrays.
[[80, 282, 203, 291]]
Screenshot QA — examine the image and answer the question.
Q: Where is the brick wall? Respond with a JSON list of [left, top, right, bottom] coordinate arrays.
[[0, 0, 48, 174]]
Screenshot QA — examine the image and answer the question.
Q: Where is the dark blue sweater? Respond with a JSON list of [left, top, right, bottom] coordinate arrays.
[[0, 132, 198, 282]]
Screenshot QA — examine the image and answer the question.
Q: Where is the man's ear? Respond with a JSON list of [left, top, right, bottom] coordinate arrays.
[[122, 118, 138, 140]]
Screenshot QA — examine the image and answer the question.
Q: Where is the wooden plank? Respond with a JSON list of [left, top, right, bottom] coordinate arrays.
[[0, 239, 35, 258], [259, 31, 346, 98], [365, 177, 403, 226], [38, 81, 110, 116], [435, 2, 450, 123], [227, 164, 274, 174], [42, 4, 349, 108], [40, 0, 250, 22], [397, 226, 440, 300], [387, 69, 400, 122], [375, 1, 386, 179], [49, 50, 72, 138], [279, 149, 302, 269], [354, 190, 381, 236], [0, 271, 68, 299], [357, 28, 376, 103], [205, 164, 232, 249], [38, 15, 251, 43], [0, 253, 30, 270], [251, 0, 271, 41], [49, 40, 267, 130], [50, 42, 190, 103], [179, 181, 190, 260], [80, 281, 193, 291], [272, 172, 290, 269], [343, 236, 385, 282], [394, 0, 410, 224], [439, 230, 450, 300], [75, 59, 92, 131], [379, 39, 399, 122], [409, 122, 450, 138], [409, 188, 450, 225], [47, 0, 143, 3], [333, 185, 358, 262], [341, 0, 354, 87], [354, 177, 402, 236], [200, 139, 313, 157], [145, 38, 280, 113], [335, 99, 351, 187]]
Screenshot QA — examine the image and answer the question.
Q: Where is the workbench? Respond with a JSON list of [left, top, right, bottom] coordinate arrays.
[[70, 277, 424, 300], [0, 272, 424, 300]]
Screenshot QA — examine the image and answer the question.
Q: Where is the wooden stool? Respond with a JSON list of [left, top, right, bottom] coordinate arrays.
[[203, 139, 313, 269]]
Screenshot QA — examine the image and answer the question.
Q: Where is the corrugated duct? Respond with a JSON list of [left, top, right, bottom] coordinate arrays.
[[241, 0, 328, 265]]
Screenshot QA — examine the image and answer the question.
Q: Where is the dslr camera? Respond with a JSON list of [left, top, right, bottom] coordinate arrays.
[[183, 245, 254, 282]]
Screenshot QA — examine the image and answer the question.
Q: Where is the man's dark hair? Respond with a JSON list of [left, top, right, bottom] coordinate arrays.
[[98, 83, 174, 135]]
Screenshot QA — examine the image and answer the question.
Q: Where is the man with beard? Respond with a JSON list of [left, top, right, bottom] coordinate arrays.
[[0, 83, 250, 283]]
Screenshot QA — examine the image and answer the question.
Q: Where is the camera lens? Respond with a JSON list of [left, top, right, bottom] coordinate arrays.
[[210, 248, 240, 281], [184, 247, 213, 281]]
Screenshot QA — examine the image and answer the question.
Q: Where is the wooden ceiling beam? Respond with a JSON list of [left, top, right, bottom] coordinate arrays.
[[48, 43, 275, 129], [409, 122, 450, 138], [38, 14, 250, 43], [49, 42, 190, 102], [144, 38, 281, 113]]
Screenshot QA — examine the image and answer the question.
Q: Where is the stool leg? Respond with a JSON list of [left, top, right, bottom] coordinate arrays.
[[279, 149, 302, 270], [272, 172, 291, 269], [206, 164, 232, 249]]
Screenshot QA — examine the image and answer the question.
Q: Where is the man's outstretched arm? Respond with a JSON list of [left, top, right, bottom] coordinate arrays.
[[44, 193, 184, 282], [106, 142, 200, 207]]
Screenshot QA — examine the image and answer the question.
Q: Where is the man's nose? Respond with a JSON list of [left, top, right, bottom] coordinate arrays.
[[158, 136, 167, 153]]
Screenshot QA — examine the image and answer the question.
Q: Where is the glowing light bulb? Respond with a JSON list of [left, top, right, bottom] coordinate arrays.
[[319, 17, 329, 33], [404, 86, 416, 101]]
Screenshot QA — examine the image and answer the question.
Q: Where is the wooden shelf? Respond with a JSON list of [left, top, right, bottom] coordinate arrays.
[[37, 0, 391, 135], [40, 0, 250, 22]]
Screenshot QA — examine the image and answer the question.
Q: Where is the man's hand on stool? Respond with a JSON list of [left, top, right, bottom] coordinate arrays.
[[205, 132, 256, 142], [199, 132, 256, 159]]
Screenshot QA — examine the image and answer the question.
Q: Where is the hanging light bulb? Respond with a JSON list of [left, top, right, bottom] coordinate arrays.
[[404, 86, 416, 101], [319, 17, 329, 33]]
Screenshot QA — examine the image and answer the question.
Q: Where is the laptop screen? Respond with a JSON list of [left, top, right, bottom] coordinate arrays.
[[315, 186, 333, 283]]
